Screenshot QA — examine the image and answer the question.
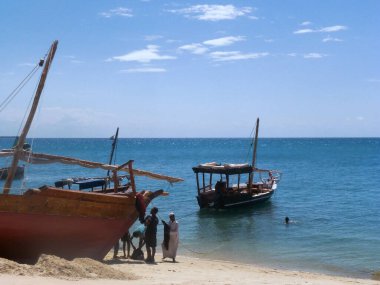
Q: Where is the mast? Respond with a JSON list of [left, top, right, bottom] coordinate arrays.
[[3, 40, 58, 194], [251, 118, 260, 168], [107, 127, 119, 177]]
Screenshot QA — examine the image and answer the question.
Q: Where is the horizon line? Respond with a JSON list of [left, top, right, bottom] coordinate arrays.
[[1, 136, 380, 139]]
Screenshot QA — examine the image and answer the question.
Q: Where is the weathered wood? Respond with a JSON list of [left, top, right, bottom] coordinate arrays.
[[252, 118, 260, 168], [3, 41, 58, 194], [127, 160, 136, 193], [196, 173, 200, 195], [0, 151, 183, 183], [202, 173, 205, 192], [107, 127, 119, 177]]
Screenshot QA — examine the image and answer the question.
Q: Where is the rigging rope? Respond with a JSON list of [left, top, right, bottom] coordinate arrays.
[[0, 61, 42, 113], [13, 54, 49, 192]]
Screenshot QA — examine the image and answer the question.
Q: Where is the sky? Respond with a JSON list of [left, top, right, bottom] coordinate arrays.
[[0, 0, 379, 138]]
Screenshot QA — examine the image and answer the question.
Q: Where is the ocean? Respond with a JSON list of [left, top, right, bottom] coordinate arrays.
[[1, 137, 379, 279]]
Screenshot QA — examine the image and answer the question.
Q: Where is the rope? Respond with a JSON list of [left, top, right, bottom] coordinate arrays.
[[0, 62, 41, 113], [11, 52, 50, 193]]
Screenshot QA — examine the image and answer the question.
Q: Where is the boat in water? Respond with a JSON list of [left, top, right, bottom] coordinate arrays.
[[192, 118, 281, 209], [0, 165, 24, 180], [0, 140, 31, 180], [0, 41, 183, 264]]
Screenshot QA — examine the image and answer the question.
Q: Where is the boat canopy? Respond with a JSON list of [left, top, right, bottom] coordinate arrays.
[[192, 162, 253, 175]]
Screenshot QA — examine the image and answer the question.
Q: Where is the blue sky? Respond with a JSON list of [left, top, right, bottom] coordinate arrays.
[[0, 0, 379, 138]]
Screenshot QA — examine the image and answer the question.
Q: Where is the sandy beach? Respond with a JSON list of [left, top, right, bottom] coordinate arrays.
[[1, 252, 379, 285]]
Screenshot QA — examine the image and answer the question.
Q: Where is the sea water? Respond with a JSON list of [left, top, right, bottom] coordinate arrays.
[[1, 138, 379, 279]]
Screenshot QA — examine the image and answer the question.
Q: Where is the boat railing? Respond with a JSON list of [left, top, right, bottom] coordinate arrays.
[[199, 184, 212, 193]]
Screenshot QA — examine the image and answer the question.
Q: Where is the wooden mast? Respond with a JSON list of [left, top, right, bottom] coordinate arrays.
[[252, 118, 260, 168], [107, 127, 119, 177], [248, 118, 259, 189], [3, 40, 58, 194]]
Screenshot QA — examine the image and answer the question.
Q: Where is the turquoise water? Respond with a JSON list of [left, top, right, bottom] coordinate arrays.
[[1, 138, 380, 279]]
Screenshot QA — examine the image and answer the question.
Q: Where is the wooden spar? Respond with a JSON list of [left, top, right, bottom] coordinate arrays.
[[202, 172, 205, 191], [127, 160, 136, 193], [3, 40, 58, 194], [3, 151, 183, 183], [252, 118, 260, 169], [107, 127, 119, 177], [196, 173, 200, 195]]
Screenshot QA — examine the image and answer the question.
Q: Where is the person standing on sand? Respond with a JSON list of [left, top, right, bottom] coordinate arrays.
[[161, 212, 179, 262], [144, 207, 159, 263], [121, 232, 131, 258], [113, 231, 131, 259]]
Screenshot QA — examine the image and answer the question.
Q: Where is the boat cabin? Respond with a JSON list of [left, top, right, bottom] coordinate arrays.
[[192, 162, 279, 209]]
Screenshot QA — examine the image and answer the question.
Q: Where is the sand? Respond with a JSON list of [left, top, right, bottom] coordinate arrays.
[[0, 252, 379, 285]]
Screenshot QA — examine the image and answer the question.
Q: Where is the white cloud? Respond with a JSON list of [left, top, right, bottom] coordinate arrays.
[[18, 63, 35, 67], [37, 107, 117, 128], [294, 25, 347, 34], [178, 36, 244, 55], [100, 7, 133, 18], [120, 67, 166, 73], [319, 25, 347, 32], [170, 5, 252, 21], [63, 55, 84, 64], [178, 44, 208, 55], [144, 35, 164, 41], [294, 28, 314, 34], [209, 51, 268, 61], [203, 36, 245, 47], [303, 53, 327, 59], [110, 45, 176, 63], [356, 116, 364, 121], [287, 53, 297, 57], [322, 35, 342, 42], [301, 21, 312, 26]]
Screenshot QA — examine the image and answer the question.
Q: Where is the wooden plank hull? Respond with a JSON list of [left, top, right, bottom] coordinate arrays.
[[0, 212, 133, 264], [0, 186, 161, 263], [197, 189, 275, 209]]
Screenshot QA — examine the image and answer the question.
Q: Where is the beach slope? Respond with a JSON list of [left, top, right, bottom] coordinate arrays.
[[1, 253, 379, 285]]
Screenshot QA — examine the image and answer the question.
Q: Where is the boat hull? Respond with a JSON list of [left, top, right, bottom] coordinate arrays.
[[0, 186, 161, 263], [0, 211, 133, 264], [197, 189, 274, 209], [0, 166, 24, 180]]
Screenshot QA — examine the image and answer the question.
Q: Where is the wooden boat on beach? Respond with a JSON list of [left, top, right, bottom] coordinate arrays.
[[192, 118, 281, 209], [0, 41, 183, 264]]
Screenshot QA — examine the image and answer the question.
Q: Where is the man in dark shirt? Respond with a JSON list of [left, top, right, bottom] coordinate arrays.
[[144, 207, 159, 263]]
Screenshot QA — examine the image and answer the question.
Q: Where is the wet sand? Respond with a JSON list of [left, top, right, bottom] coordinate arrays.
[[1, 252, 379, 285]]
